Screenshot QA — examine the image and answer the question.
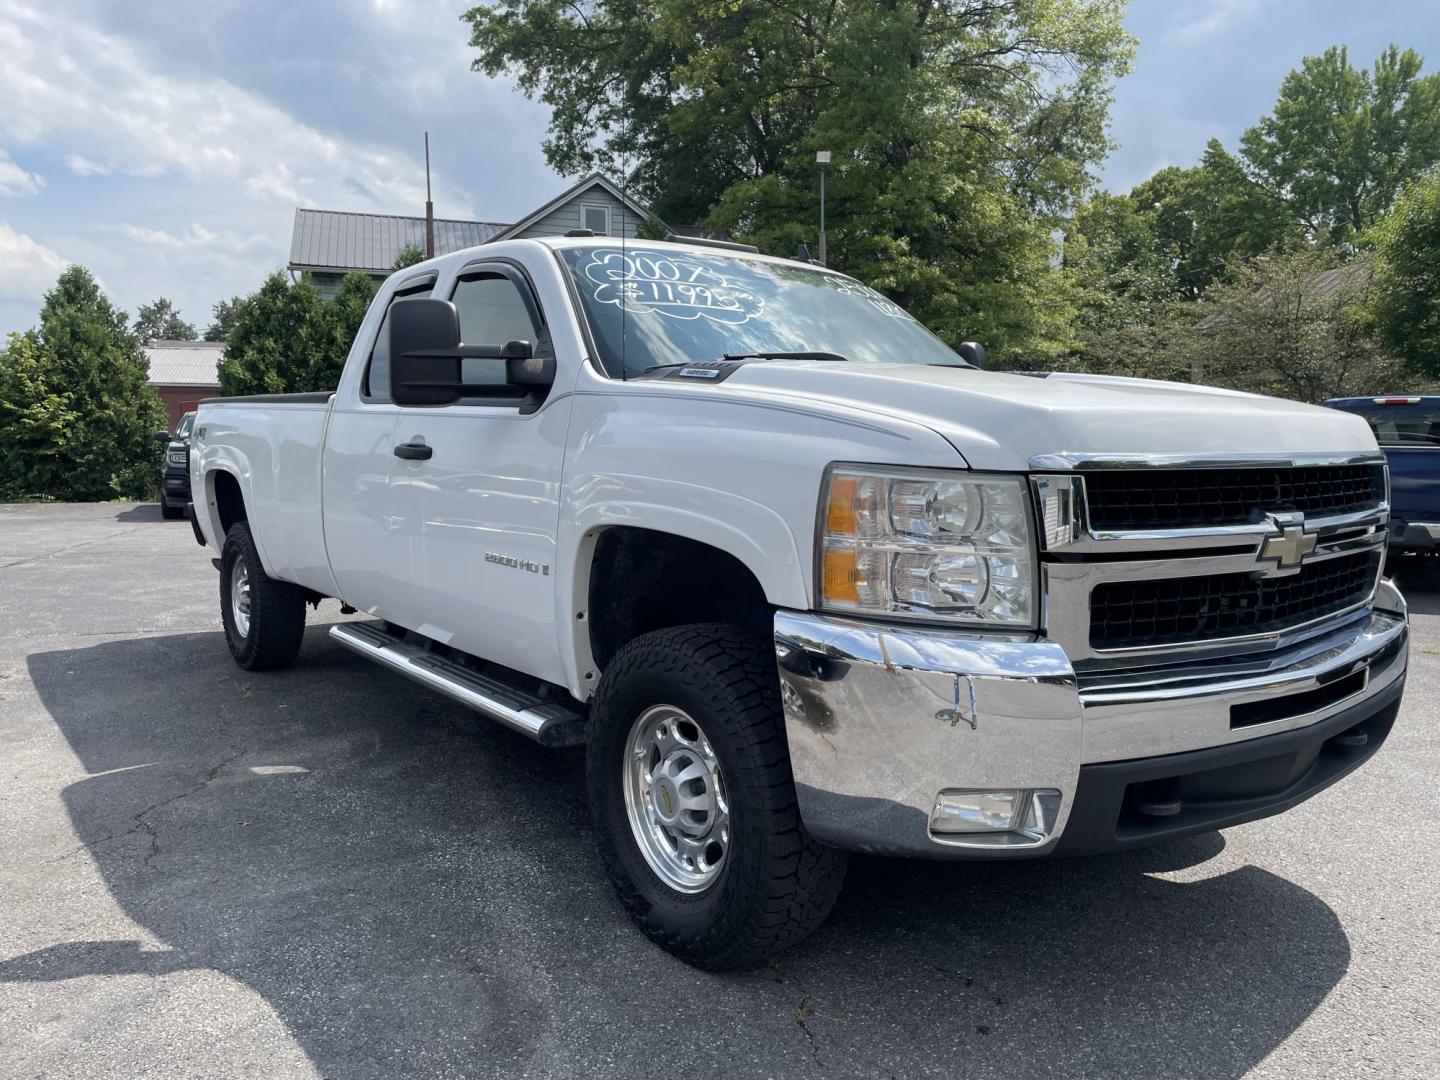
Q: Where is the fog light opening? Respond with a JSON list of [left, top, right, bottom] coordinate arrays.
[[929, 788, 1061, 845]]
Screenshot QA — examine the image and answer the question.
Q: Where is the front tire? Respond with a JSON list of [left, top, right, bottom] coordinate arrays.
[[587, 624, 847, 969], [220, 522, 307, 671], [160, 501, 184, 520]]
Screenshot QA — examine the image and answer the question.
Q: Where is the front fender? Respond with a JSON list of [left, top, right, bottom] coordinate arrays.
[[569, 477, 809, 608], [550, 384, 966, 696]]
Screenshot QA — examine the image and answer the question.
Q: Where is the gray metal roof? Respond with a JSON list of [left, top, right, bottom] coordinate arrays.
[[144, 340, 224, 387], [289, 209, 509, 273], [1194, 263, 1375, 331]]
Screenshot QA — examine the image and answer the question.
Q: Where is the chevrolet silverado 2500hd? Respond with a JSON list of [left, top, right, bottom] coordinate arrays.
[[188, 237, 1408, 969]]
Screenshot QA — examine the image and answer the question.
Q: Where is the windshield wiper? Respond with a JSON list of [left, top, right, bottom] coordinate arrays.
[[722, 351, 849, 363], [644, 351, 850, 375]]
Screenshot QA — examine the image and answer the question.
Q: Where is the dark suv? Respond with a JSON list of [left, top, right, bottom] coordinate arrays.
[[155, 410, 196, 520]]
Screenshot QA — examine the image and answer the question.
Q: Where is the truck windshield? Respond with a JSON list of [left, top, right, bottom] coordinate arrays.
[[1332, 402, 1440, 447], [557, 246, 964, 379]]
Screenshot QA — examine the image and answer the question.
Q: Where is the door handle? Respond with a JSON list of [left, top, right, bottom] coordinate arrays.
[[393, 440, 432, 461]]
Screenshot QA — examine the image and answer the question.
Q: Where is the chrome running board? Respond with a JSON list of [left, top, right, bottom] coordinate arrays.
[[328, 622, 586, 747]]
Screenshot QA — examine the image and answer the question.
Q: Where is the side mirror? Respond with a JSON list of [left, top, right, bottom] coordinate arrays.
[[503, 339, 556, 388], [958, 341, 988, 369], [390, 298, 465, 406], [389, 298, 557, 410], [153, 431, 172, 444]]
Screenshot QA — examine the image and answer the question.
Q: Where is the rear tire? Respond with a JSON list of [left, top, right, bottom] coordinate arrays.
[[160, 501, 184, 520], [220, 522, 307, 671], [587, 623, 847, 969]]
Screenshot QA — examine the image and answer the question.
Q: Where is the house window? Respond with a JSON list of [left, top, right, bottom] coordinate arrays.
[[581, 203, 611, 235]]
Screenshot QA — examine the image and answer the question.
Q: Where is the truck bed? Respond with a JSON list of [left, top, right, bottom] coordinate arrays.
[[193, 394, 338, 597]]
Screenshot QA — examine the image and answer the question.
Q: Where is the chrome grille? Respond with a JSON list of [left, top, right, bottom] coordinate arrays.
[[1083, 464, 1386, 530], [1089, 550, 1381, 650], [1032, 454, 1390, 664]]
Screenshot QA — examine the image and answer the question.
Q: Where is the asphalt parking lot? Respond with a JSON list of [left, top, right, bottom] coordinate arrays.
[[2, 502, 1438, 1079]]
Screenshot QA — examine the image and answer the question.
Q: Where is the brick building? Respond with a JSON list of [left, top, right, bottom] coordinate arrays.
[[144, 340, 223, 429]]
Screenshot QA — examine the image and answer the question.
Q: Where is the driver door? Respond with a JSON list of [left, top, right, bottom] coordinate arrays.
[[385, 262, 573, 683], [321, 274, 434, 623]]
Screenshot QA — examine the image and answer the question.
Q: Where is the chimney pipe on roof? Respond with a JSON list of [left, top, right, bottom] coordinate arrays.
[[424, 132, 435, 259]]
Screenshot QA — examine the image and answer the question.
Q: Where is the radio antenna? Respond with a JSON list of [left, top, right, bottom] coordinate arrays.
[[620, 113, 629, 382], [424, 132, 435, 258]]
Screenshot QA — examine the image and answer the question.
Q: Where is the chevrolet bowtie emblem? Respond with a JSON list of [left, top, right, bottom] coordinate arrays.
[[1259, 514, 1318, 570]]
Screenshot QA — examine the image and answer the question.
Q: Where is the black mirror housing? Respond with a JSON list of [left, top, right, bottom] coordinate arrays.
[[504, 340, 556, 388], [153, 431, 172, 444], [388, 299, 557, 409], [958, 341, 988, 369], [390, 298, 465, 406]]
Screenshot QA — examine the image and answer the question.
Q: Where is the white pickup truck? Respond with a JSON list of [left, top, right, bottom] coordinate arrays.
[[188, 236, 1408, 968]]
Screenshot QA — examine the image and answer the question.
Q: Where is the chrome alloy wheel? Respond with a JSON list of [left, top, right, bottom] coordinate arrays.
[[230, 561, 252, 638], [622, 704, 730, 893]]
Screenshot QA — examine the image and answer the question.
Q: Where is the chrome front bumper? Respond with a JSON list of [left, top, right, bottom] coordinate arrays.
[[774, 583, 1408, 858]]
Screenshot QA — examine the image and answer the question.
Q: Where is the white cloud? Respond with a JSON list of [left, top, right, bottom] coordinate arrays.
[[0, 221, 67, 299], [1169, 0, 1258, 41], [117, 222, 268, 255], [65, 153, 111, 176], [0, 0, 472, 215], [0, 148, 42, 195]]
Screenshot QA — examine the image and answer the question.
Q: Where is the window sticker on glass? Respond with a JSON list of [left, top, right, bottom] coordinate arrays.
[[581, 250, 764, 325], [821, 277, 916, 320]]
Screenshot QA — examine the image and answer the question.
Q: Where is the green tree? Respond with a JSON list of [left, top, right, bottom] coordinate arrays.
[[218, 273, 325, 396], [0, 332, 78, 499], [1240, 45, 1440, 248], [1063, 190, 1184, 377], [1117, 144, 1298, 301], [635, 213, 669, 241], [0, 267, 167, 501], [320, 272, 380, 389], [1169, 249, 1409, 403], [133, 297, 197, 341], [1091, 45, 1440, 309], [466, 0, 1134, 361], [218, 271, 378, 396], [392, 245, 427, 271], [1369, 171, 1440, 375], [204, 296, 247, 343]]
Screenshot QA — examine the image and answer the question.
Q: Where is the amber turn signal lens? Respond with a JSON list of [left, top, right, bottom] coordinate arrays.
[[825, 475, 859, 536], [822, 547, 859, 604]]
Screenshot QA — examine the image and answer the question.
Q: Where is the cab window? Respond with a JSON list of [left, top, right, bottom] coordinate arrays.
[[448, 269, 545, 393], [363, 275, 435, 401]]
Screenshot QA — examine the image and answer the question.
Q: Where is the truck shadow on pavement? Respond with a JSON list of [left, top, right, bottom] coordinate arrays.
[[15, 626, 1351, 1079], [111, 504, 166, 524]]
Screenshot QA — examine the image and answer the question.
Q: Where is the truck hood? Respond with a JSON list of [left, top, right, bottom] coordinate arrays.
[[721, 363, 1378, 471]]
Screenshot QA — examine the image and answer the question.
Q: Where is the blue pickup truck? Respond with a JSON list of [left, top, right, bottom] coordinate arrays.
[[1326, 395, 1440, 555]]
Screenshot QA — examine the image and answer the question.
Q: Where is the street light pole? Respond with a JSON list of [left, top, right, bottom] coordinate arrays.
[[816, 150, 831, 267]]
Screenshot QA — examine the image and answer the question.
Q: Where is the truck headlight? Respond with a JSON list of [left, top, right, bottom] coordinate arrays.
[[818, 465, 1036, 626], [165, 449, 187, 467]]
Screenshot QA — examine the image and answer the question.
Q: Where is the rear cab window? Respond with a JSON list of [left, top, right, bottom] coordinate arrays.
[[1331, 398, 1440, 448]]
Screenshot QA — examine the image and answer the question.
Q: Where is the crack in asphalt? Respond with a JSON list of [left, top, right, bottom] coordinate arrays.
[[794, 992, 825, 1071], [0, 526, 145, 572], [51, 748, 246, 867]]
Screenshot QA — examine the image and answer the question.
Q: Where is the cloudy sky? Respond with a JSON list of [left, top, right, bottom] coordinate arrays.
[[1, 0, 1437, 337]]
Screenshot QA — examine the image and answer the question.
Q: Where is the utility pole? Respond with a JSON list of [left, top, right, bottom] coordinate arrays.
[[424, 132, 435, 259], [815, 150, 831, 267]]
